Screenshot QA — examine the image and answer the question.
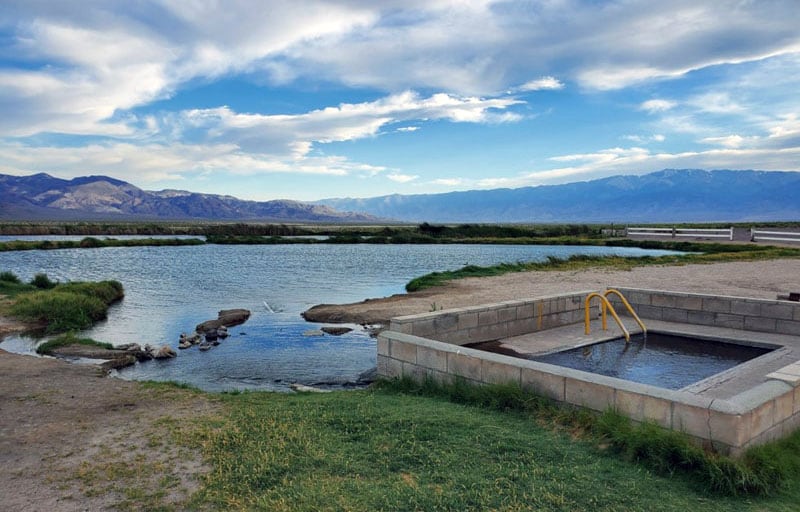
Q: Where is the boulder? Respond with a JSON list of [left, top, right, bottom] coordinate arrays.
[[195, 309, 251, 333], [147, 344, 177, 359], [321, 326, 353, 336]]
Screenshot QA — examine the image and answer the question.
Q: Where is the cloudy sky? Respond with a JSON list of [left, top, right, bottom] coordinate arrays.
[[0, 1, 798, 201]]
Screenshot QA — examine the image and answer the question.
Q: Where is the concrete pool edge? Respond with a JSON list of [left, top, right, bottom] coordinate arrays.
[[377, 289, 800, 456]]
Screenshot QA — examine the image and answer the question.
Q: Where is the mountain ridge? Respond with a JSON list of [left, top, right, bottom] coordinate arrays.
[[316, 169, 800, 223], [0, 173, 377, 222]]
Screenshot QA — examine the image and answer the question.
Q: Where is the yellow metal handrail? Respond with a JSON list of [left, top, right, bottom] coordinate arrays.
[[584, 292, 630, 342], [604, 289, 647, 335]]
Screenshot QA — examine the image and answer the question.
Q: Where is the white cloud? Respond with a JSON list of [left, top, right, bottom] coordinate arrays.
[[516, 76, 564, 92], [397, 126, 420, 132], [640, 99, 677, 114], [623, 134, 666, 143], [387, 173, 419, 183], [431, 178, 463, 186]]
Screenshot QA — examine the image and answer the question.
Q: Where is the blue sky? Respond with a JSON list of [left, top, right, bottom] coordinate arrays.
[[0, 1, 798, 201]]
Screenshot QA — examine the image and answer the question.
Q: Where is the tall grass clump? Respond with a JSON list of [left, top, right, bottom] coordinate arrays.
[[30, 272, 57, 289], [0, 271, 21, 283], [8, 280, 124, 333]]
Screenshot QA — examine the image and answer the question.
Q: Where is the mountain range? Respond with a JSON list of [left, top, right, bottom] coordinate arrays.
[[318, 169, 800, 223], [1, 169, 798, 223], [0, 173, 376, 222]]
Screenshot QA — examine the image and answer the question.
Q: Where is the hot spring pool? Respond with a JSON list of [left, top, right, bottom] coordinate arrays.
[[531, 332, 775, 390]]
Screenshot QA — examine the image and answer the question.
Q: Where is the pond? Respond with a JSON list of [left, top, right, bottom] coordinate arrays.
[[0, 243, 682, 391]]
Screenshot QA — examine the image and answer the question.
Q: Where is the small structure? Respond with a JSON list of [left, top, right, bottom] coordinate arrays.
[[378, 288, 800, 456]]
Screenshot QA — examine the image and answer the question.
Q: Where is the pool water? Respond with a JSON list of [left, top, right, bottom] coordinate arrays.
[[532, 332, 773, 390]]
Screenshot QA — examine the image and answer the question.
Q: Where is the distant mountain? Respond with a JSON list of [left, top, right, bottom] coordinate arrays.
[[0, 173, 377, 222], [317, 169, 800, 223]]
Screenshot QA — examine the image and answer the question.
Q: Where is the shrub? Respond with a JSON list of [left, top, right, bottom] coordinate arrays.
[[0, 271, 20, 283], [30, 273, 57, 289]]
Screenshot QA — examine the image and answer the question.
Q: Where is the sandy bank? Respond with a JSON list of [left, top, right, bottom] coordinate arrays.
[[303, 259, 800, 325]]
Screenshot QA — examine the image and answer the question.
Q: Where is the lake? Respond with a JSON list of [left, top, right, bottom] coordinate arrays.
[[0, 243, 681, 391]]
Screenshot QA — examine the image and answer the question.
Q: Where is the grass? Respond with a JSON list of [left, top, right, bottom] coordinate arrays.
[[6, 277, 124, 333], [35, 332, 113, 355], [406, 243, 800, 291], [0, 237, 205, 252], [173, 382, 800, 511]]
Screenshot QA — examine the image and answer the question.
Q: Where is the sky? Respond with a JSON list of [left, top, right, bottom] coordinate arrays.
[[0, 1, 799, 202]]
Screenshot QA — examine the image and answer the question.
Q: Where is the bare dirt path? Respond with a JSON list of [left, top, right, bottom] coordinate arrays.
[[0, 348, 220, 511]]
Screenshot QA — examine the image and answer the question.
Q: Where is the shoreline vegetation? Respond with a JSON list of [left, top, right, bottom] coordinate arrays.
[[3, 223, 800, 508], [0, 271, 123, 333]]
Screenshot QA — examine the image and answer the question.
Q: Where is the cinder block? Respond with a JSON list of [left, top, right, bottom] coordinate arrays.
[[458, 312, 479, 331], [377, 336, 389, 356], [708, 410, 749, 448], [750, 401, 776, 437], [507, 318, 537, 338], [777, 320, 800, 336], [775, 391, 794, 424], [652, 294, 677, 308], [565, 378, 615, 412], [448, 351, 482, 381], [478, 309, 499, 326], [520, 367, 565, 401], [482, 360, 521, 385], [390, 339, 417, 363], [794, 307, 800, 322], [411, 319, 436, 337], [714, 313, 744, 329], [498, 307, 517, 323], [671, 402, 710, 439], [704, 298, 732, 314], [675, 295, 704, 311], [516, 303, 535, 320], [384, 357, 404, 378], [731, 301, 761, 316], [433, 313, 459, 333], [761, 303, 795, 320], [744, 316, 777, 332], [636, 305, 663, 320], [392, 322, 413, 334], [377, 355, 391, 376], [794, 385, 800, 414], [417, 345, 447, 372], [662, 308, 689, 323], [615, 390, 671, 428], [404, 362, 428, 382], [688, 310, 716, 325]]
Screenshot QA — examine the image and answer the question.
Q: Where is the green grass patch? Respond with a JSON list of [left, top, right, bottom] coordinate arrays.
[[35, 332, 113, 355], [7, 279, 124, 333], [0, 237, 204, 252], [181, 382, 800, 511]]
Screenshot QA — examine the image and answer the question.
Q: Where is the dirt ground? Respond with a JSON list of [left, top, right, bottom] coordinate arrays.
[[2, 258, 800, 510], [303, 258, 800, 325]]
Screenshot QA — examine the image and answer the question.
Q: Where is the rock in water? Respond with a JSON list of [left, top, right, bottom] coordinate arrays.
[[321, 326, 353, 336]]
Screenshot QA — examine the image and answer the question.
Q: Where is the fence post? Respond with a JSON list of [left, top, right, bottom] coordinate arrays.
[[729, 227, 734, 241]]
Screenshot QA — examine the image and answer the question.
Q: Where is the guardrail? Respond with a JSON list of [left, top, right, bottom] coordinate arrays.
[[626, 226, 733, 240], [750, 229, 800, 243]]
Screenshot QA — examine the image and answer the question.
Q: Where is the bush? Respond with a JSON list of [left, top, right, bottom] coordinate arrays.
[[10, 291, 109, 333], [55, 280, 124, 304], [30, 273, 57, 289], [0, 271, 20, 283]]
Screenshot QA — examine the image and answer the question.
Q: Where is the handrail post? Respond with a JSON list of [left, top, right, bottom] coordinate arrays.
[[604, 289, 647, 335], [585, 292, 630, 342]]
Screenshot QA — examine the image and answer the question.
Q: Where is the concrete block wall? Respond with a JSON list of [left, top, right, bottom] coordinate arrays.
[[377, 289, 800, 455], [388, 291, 589, 345], [609, 288, 800, 336], [377, 329, 800, 455]]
